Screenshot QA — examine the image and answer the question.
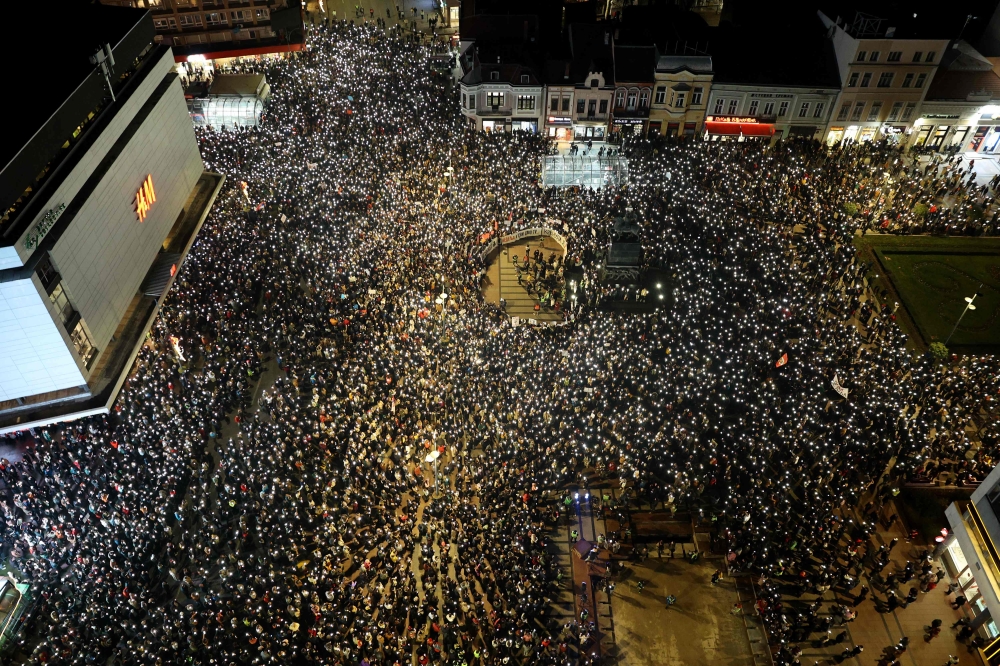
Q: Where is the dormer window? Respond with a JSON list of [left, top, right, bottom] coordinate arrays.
[[590, 79, 599, 88], [491, 71, 499, 81], [520, 74, 529, 83]]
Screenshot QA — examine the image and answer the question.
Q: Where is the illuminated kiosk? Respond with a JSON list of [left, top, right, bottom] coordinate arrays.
[[0, 4, 223, 434], [541, 148, 628, 189]]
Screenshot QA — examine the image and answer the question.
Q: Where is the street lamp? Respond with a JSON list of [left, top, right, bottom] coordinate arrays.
[[944, 285, 983, 346]]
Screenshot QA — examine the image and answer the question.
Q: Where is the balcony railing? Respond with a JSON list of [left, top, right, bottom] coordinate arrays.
[[478, 106, 512, 117]]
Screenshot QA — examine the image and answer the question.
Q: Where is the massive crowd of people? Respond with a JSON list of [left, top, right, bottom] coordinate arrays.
[[2, 20, 1000, 666]]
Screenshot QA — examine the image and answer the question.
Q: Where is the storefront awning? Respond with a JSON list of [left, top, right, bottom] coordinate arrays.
[[705, 121, 775, 137]]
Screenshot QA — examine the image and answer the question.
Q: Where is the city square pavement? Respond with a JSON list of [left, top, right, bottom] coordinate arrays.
[[611, 556, 755, 666], [303, 0, 449, 36], [837, 508, 979, 666]]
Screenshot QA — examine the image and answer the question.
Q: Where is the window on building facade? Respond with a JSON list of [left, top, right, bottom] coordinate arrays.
[[798, 102, 810, 117], [866, 101, 882, 122], [517, 95, 535, 110], [813, 102, 825, 118], [577, 99, 586, 114], [860, 72, 872, 87], [877, 72, 894, 87], [590, 79, 599, 88], [627, 91, 638, 109], [748, 100, 759, 116], [902, 73, 914, 88], [48, 284, 77, 328], [70, 320, 98, 369], [887, 101, 903, 121], [655, 86, 666, 104], [837, 102, 851, 121], [588, 100, 597, 116], [778, 101, 789, 116], [912, 51, 923, 62], [255, 8, 269, 19], [902, 102, 916, 120], [231, 9, 250, 21], [487, 91, 504, 107], [691, 87, 703, 105], [887, 51, 902, 62], [869, 51, 880, 62], [463, 94, 468, 109], [915, 73, 927, 88], [551, 97, 559, 111], [469, 95, 475, 109], [728, 99, 739, 115], [640, 90, 650, 107], [599, 99, 608, 113], [848, 72, 859, 87], [179, 14, 202, 27], [926, 51, 935, 62], [763, 101, 774, 115], [713, 98, 724, 114], [857, 50, 867, 62], [520, 75, 529, 83], [616, 90, 625, 108], [490, 71, 499, 81], [674, 93, 685, 108], [562, 98, 570, 111], [206, 12, 225, 25], [850, 101, 865, 121]]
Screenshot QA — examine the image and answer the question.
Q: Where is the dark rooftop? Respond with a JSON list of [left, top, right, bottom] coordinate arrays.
[[815, 0, 999, 40], [0, 3, 148, 176], [613, 45, 656, 84], [710, 20, 842, 88]]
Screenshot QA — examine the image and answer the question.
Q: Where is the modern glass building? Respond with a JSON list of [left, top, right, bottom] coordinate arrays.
[[0, 4, 223, 433]]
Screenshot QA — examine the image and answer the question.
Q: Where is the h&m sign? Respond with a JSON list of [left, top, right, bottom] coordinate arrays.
[[135, 174, 156, 222]]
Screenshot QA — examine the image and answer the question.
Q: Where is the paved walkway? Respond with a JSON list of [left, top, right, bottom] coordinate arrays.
[[482, 236, 565, 323]]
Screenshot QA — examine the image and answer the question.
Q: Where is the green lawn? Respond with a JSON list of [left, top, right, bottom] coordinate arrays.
[[856, 235, 1000, 353]]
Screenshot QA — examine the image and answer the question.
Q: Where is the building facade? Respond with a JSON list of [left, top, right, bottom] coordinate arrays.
[[99, 0, 305, 61], [611, 45, 656, 137], [908, 42, 1000, 152], [0, 6, 223, 433], [944, 464, 1000, 646], [819, 11, 948, 145], [704, 84, 839, 141], [649, 54, 713, 138], [460, 64, 543, 133]]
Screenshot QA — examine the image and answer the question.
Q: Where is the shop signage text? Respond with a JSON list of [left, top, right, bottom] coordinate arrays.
[[613, 118, 645, 125], [706, 115, 762, 124], [23, 203, 67, 250], [135, 174, 156, 222]]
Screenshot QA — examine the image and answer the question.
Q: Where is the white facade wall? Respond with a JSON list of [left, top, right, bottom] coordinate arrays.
[[12, 50, 178, 267], [49, 73, 203, 362], [0, 279, 85, 401]]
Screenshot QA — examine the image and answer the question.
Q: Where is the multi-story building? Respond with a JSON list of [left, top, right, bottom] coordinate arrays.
[[649, 53, 713, 139], [909, 41, 1000, 152], [0, 4, 223, 433], [944, 463, 1000, 645], [703, 22, 840, 142], [611, 44, 656, 137], [460, 63, 544, 132], [98, 0, 305, 62], [818, 9, 949, 145], [543, 24, 616, 142]]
